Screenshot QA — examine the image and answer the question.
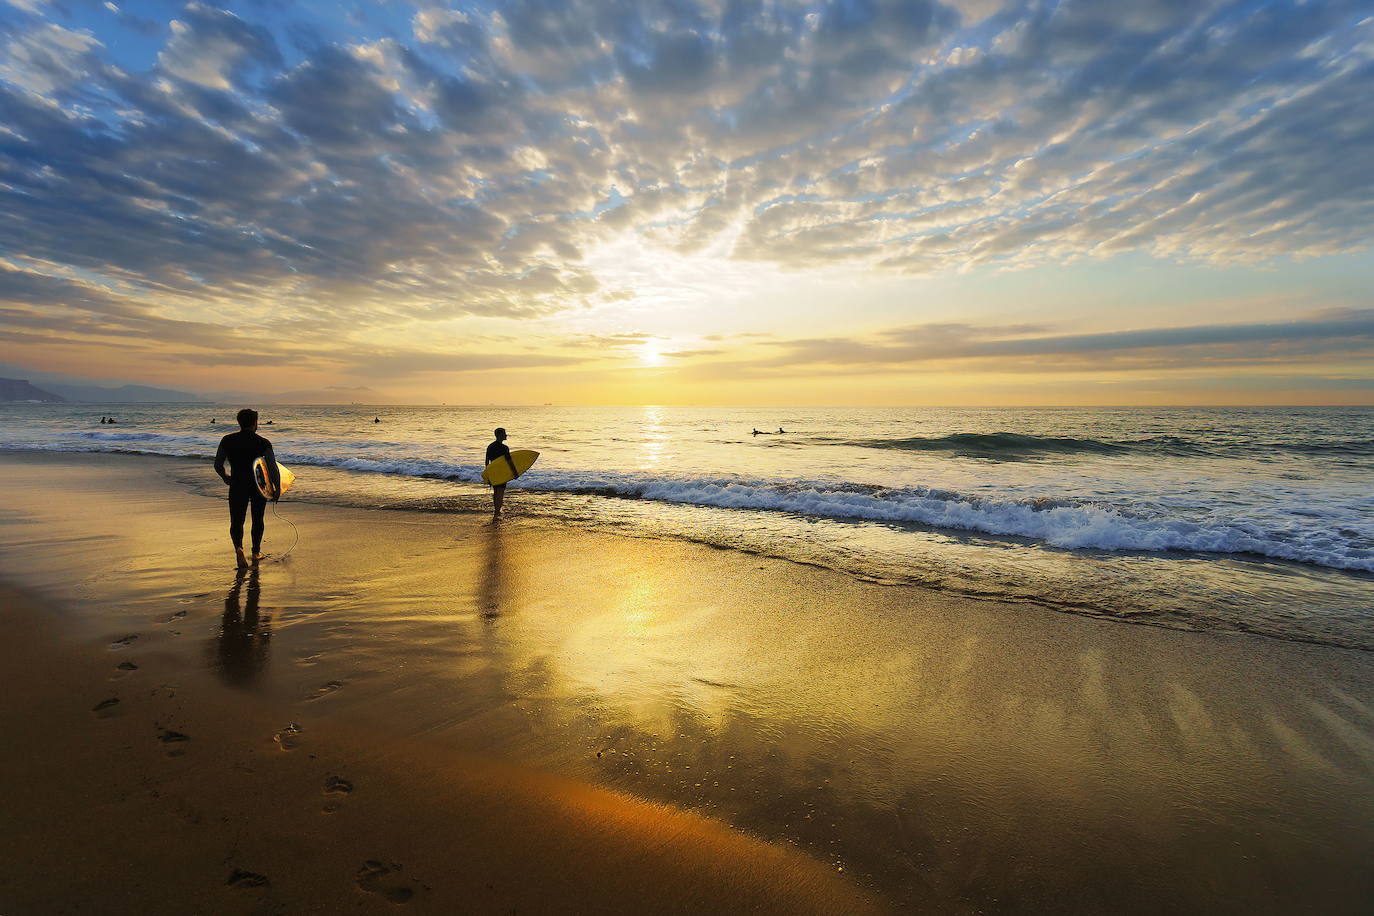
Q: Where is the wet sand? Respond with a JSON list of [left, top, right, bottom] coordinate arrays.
[[1, 449, 1373, 913]]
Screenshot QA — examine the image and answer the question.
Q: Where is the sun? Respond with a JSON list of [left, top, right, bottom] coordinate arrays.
[[636, 340, 666, 367]]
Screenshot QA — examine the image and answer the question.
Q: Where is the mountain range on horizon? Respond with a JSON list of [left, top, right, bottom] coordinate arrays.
[[0, 365, 428, 404], [0, 377, 65, 402]]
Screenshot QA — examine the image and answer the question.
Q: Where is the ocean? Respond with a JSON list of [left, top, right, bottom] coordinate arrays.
[[4, 403, 1372, 649]]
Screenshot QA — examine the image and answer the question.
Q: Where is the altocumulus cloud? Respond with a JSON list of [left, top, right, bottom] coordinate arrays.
[[0, 0, 1372, 366], [680, 309, 1374, 377]]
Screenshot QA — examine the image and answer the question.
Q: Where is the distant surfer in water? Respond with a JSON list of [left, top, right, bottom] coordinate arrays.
[[214, 408, 281, 569], [486, 427, 518, 517]]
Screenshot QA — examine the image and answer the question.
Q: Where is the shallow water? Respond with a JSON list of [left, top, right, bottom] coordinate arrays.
[[4, 403, 1372, 648]]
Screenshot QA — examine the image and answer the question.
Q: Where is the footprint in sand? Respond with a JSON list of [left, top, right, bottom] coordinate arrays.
[[306, 680, 344, 701], [273, 723, 303, 751], [111, 660, 139, 681], [157, 728, 191, 756], [108, 634, 139, 650], [155, 610, 187, 625], [92, 697, 120, 717], [225, 869, 270, 889], [324, 775, 353, 795], [356, 861, 419, 904], [322, 775, 354, 813]]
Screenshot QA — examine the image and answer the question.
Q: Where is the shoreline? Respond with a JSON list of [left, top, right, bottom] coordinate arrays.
[[5, 444, 1371, 654], [3, 449, 1374, 912]]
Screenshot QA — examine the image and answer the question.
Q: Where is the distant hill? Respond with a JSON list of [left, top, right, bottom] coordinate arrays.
[[0, 378, 65, 402], [41, 382, 206, 403], [214, 386, 435, 405]]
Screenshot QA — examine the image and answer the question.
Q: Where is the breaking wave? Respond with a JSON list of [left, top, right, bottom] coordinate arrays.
[[832, 431, 1374, 460], [7, 428, 1373, 573], [508, 471, 1374, 573]]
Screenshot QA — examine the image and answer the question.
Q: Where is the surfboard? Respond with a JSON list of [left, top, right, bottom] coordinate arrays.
[[481, 449, 538, 486], [253, 457, 296, 499]]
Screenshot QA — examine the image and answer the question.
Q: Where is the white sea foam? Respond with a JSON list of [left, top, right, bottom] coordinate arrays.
[[506, 470, 1374, 572]]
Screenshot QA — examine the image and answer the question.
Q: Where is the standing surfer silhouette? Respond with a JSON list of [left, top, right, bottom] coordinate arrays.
[[486, 427, 518, 517], [214, 408, 281, 568]]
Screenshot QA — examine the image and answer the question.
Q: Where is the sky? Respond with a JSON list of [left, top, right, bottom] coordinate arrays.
[[1, 0, 1372, 405]]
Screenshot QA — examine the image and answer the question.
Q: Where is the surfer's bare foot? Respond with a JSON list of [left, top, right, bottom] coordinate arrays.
[[235, 549, 249, 569], [252, 552, 268, 563]]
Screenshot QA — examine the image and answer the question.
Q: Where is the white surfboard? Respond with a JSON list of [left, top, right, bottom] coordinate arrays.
[[252, 457, 296, 499]]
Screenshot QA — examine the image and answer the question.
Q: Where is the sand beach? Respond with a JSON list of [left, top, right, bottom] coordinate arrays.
[[2, 449, 1373, 913]]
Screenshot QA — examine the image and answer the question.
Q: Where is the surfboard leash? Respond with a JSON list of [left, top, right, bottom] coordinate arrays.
[[271, 499, 300, 561]]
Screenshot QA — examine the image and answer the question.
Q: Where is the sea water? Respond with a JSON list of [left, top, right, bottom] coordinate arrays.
[[4, 404, 1372, 648]]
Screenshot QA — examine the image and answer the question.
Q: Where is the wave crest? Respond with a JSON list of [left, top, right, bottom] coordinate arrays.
[[841, 432, 1128, 458], [836, 431, 1374, 459]]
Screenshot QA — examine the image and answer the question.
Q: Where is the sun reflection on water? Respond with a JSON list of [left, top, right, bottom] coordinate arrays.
[[636, 405, 672, 468]]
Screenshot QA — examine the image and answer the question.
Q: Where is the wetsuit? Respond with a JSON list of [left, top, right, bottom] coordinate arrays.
[[214, 430, 280, 553], [485, 439, 511, 467], [486, 439, 513, 485]]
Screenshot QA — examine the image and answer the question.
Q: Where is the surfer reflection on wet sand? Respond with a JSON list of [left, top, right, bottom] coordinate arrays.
[[212, 565, 272, 687], [478, 522, 507, 621]]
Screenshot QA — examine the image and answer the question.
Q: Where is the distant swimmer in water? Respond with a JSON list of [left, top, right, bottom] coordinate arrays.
[[374, 417, 380, 423], [210, 418, 217, 424], [214, 408, 281, 569], [486, 427, 518, 517], [264, 419, 272, 425]]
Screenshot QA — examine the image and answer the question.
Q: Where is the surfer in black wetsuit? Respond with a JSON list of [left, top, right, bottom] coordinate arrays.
[[214, 408, 281, 569], [486, 427, 518, 517]]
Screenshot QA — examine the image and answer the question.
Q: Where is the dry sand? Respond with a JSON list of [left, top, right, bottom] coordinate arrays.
[[1, 450, 1373, 914]]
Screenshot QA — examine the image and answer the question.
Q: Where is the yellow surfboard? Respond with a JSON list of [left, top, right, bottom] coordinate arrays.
[[481, 449, 538, 486], [252, 457, 296, 499]]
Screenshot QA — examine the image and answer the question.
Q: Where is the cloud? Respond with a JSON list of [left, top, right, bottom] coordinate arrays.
[[3, 0, 49, 13], [557, 331, 664, 349], [0, 18, 100, 96], [0, 0, 1371, 385], [343, 348, 588, 378], [680, 310, 1374, 376], [158, 3, 280, 91]]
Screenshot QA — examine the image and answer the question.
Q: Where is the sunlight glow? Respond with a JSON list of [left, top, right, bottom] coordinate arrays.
[[637, 341, 666, 367]]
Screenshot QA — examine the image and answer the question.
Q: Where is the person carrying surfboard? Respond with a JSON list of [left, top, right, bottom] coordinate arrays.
[[485, 427, 519, 517], [214, 408, 282, 568]]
